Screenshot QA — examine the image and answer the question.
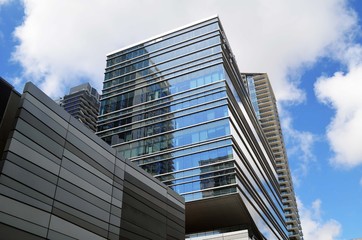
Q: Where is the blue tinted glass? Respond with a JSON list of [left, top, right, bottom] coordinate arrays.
[[183, 186, 237, 201], [104, 36, 220, 81], [169, 173, 236, 194], [100, 64, 225, 115], [106, 21, 219, 65], [108, 32, 220, 72], [160, 161, 234, 182], [98, 82, 227, 135], [247, 76, 260, 119], [139, 145, 233, 176], [116, 118, 230, 158], [98, 87, 227, 134], [102, 52, 222, 94], [134, 139, 232, 167]]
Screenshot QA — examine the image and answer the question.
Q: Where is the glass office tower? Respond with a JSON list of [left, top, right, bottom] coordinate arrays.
[[97, 16, 288, 239], [243, 73, 303, 239]]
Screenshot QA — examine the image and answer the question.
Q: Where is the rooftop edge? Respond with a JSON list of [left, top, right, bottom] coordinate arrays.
[[107, 14, 219, 57]]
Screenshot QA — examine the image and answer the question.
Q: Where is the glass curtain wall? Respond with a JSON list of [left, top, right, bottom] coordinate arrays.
[[98, 18, 234, 202], [98, 16, 288, 239]]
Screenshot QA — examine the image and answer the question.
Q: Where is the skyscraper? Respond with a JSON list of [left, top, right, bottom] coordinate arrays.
[[242, 73, 303, 239], [97, 16, 288, 239], [60, 82, 100, 132]]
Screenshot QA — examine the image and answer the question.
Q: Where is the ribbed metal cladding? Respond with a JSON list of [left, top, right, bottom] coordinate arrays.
[[242, 73, 303, 240], [0, 82, 185, 239]]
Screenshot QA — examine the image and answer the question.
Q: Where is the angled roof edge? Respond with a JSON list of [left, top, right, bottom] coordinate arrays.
[[107, 14, 219, 56]]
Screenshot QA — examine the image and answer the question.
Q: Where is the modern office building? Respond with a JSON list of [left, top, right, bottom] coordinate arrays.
[[242, 73, 303, 239], [97, 16, 289, 239], [0, 80, 185, 239], [60, 82, 100, 132]]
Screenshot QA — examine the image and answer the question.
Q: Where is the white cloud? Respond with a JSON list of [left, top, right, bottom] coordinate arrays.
[[11, 0, 357, 100], [12, 0, 196, 97], [10, 76, 22, 88], [315, 44, 362, 168], [298, 197, 342, 240], [312, 1, 362, 169]]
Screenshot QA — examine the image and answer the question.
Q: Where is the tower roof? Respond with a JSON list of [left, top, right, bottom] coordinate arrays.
[[107, 15, 219, 56]]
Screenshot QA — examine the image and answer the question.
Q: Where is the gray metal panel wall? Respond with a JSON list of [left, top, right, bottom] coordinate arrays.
[[0, 82, 184, 239]]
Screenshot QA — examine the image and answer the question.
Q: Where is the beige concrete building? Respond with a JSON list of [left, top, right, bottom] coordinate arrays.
[[242, 73, 303, 240]]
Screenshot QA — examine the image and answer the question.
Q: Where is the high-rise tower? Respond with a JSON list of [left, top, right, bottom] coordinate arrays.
[[242, 73, 303, 239], [60, 83, 100, 132], [97, 16, 289, 239]]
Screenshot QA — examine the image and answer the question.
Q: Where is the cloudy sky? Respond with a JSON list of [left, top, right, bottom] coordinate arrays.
[[1, 0, 362, 239]]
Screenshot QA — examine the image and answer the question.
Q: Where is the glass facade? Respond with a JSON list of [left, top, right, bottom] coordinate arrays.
[[247, 75, 260, 119], [98, 16, 289, 239]]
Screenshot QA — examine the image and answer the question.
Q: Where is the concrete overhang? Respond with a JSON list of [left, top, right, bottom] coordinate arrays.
[[185, 193, 264, 239]]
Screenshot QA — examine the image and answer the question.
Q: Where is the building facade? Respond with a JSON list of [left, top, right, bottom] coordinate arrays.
[[0, 81, 185, 239], [60, 82, 100, 132], [242, 73, 303, 239], [97, 16, 288, 239], [0, 77, 21, 154]]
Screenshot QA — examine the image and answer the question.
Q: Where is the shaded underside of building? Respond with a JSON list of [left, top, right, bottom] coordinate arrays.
[[97, 16, 288, 239], [0, 80, 185, 240]]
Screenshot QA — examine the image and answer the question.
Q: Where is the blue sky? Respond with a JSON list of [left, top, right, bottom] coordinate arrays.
[[1, 1, 362, 239]]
